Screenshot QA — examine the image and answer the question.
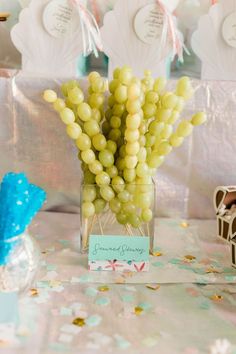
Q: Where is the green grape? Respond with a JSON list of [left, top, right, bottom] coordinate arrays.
[[61, 83, 69, 97], [43, 89, 57, 103], [112, 176, 125, 193], [162, 92, 178, 109], [136, 176, 153, 193], [174, 97, 185, 112], [148, 152, 164, 168], [168, 110, 180, 125], [66, 123, 82, 140], [136, 162, 149, 178], [161, 124, 173, 139], [127, 83, 141, 100], [143, 103, 156, 119], [67, 80, 79, 90], [60, 108, 76, 125], [116, 212, 127, 225], [102, 121, 110, 135], [82, 202, 95, 218], [109, 79, 119, 93], [114, 85, 128, 103], [122, 202, 136, 214], [177, 120, 193, 137], [156, 108, 172, 122], [94, 198, 106, 214], [77, 103, 92, 122], [137, 147, 147, 162], [110, 116, 121, 129], [89, 160, 103, 175], [169, 133, 184, 147], [153, 77, 167, 94], [81, 149, 96, 164], [105, 108, 112, 121], [126, 184, 136, 194], [118, 190, 130, 203], [89, 93, 104, 109], [88, 71, 100, 84], [92, 134, 107, 151], [109, 198, 121, 214], [117, 136, 125, 148], [191, 112, 206, 126], [116, 158, 126, 171], [92, 108, 102, 123], [83, 185, 96, 202], [127, 214, 141, 228], [96, 171, 110, 185], [108, 128, 121, 141], [53, 98, 66, 112], [156, 141, 172, 155], [112, 104, 125, 116], [84, 120, 100, 137], [139, 122, 147, 135], [113, 68, 121, 79], [106, 165, 118, 178], [106, 140, 117, 154], [65, 97, 75, 110], [134, 192, 152, 209], [176, 77, 193, 100], [125, 141, 140, 155], [139, 135, 146, 147], [149, 121, 164, 136], [76, 133, 91, 151], [119, 145, 126, 158], [100, 185, 115, 201], [119, 66, 133, 85], [126, 113, 141, 130], [123, 168, 136, 182], [141, 208, 153, 222], [99, 149, 114, 168], [108, 95, 116, 108], [84, 170, 96, 184], [125, 155, 138, 169], [145, 91, 159, 104], [145, 133, 155, 147], [68, 87, 84, 105], [126, 100, 141, 114], [125, 129, 140, 143], [92, 77, 106, 93]]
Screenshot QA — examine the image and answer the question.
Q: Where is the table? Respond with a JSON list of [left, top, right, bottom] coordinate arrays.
[[1, 212, 236, 354]]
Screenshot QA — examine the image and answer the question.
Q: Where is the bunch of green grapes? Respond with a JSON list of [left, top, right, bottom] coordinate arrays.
[[43, 67, 206, 233]]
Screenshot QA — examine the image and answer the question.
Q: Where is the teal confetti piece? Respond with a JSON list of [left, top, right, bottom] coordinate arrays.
[[36, 281, 50, 288], [225, 275, 236, 282], [60, 307, 72, 316], [199, 301, 210, 310], [85, 315, 102, 327], [85, 287, 98, 297], [152, 261, 164, 268], [95, 297, 110, 306], [121, 295, 134, 303], [138, 302, 152, 311], [78, 275, 94, 283], [58, 240, 70, 247], [115, 336, 131, 349], [169, 258, 181, 265], [46, 264, 57, 271]]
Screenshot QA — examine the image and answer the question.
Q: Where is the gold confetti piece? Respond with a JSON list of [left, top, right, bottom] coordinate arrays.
[[151, 251, 163, 257], [205, 268, 220, 274], [72, 318, 86, 327], [41, 251, 47, 254], [30, 288, 38, 297], [184, 255, 196, 261], [210, 294, 223, 302], [134, 306, 144, 315], [180, 221, 189, 228], [98, 285, 109, 292], [146, 284, 160, 290]]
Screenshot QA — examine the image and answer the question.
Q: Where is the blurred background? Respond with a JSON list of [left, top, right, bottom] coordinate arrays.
[[0, 0, 214, 78]]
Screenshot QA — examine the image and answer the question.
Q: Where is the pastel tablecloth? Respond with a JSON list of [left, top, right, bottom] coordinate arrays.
[[1, 212, 236, 354]]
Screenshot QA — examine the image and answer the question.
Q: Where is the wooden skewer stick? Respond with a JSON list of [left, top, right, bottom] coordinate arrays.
[[82, 218, 89, 251], [98, 215, 104, 235], [125, 225, 132, 236], [147, 223, 150, 238], [138, 226, 145, 237]]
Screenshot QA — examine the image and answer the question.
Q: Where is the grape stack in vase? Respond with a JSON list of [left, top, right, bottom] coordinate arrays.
[[43, 66, 206, 270]]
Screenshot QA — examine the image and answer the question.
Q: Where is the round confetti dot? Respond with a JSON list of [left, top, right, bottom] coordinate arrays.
[[138, 302, 152, 310], [121, 295, 134, 303], [85, 287, 98, 297], [72, 318, 86, 327], [98, 285, 109, 292], [184, 255, 196, 261], [134, 306, 143, 315], [85, 315, 102, 327], [210, 294, 223, 302], [95, 297, 110, 306], [180, 221, 189, 228], [152, 251, 163, 257]]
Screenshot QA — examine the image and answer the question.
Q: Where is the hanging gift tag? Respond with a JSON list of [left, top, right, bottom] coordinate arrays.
[[222, 12, 236, 49], [43, 0, 77, 38], [134, 4, 164, 45]]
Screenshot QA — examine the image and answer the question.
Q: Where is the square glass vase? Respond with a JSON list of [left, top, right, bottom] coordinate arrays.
[[80, 181, 156, 254]]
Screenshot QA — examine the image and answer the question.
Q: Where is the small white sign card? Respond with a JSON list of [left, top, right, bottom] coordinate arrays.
[[11, 0, 86, 76], [100, 0, 177, 79], [192, 0, 236, 80]]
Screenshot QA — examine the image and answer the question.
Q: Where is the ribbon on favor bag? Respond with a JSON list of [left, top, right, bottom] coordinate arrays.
[[70, 0, 103, 57], [211, 0, 217, 4], [156, 0, 189, 62]]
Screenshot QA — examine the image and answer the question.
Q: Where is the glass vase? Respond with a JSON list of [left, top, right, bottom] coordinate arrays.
[[80, 181, 156, 254], [0, 232, 40, 293]]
